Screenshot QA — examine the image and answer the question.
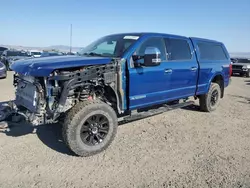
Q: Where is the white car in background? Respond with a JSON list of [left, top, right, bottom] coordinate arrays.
[[29, 50, 42, 58]]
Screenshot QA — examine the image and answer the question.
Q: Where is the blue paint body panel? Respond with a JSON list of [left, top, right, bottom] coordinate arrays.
[[10, 55, 112, 76], [10, 32, 231, 112], [190, 37, 231, 95], [124, 33, 231, 110]]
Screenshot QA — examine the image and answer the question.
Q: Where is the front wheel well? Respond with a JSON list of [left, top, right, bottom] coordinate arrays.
[[103, 86, 123, 114], [211, 75, 224, 98]]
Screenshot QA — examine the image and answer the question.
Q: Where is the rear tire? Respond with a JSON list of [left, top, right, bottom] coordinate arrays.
[[199, 83, 221, 112], [62, 100, 118, 157]]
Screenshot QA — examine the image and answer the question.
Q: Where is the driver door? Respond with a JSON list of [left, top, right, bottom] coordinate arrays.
[[128, 36, 171, 110]]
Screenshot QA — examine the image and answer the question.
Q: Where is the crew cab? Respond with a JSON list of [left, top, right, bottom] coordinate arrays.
[[0, 33, 231, 157], [0, 50, 30, 70]]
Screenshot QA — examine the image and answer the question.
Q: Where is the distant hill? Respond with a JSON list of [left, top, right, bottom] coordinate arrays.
[[47, 45, 82, 52], [229, 52, 250, 58], [0, 44, 249, 58], [0, 44, 83, 53]]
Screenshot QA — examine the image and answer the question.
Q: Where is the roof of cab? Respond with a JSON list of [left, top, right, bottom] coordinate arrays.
[[190, 37, 221, 44], [106, 32, 189, 39], [106, 32, 222, 43]]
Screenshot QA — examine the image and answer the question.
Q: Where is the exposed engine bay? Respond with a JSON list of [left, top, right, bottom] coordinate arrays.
[[9, 61, 123, 125]]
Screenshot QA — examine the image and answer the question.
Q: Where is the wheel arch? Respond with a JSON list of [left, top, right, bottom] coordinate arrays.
[[209, 73, 225, 98], [104, 85, 123, 114]]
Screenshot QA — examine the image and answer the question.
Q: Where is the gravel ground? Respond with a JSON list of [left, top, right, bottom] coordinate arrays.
[[0, 72, 250, 188]]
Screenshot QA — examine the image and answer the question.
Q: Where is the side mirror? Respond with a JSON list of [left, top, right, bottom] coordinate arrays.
[[144, 47, 161, 66]]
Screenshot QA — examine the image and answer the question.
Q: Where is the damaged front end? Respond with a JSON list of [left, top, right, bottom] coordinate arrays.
[[0, 61, 123, 129], [1, 71, 78, 126], [0, 74, 49, 127]]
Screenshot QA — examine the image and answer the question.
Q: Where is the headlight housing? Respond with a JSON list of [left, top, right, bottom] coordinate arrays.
[[242, 65, 250, 69]]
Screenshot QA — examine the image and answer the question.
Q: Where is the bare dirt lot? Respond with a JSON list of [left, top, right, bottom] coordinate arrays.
[[0, 73, 250, 188]]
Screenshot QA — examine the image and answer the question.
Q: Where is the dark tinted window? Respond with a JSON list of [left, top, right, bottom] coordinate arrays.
[[31, 52, 41, 55], [198, 42, 227, 60], [230, 58, 237, 63], [136, 37, 166, 60], [166, 38, 192, 60], [236, 58, 250, 63], [20, 52, 29, 56], [0, 47, 8, 52], [123, 40, 134, 52], [7, 51, 21, 56]]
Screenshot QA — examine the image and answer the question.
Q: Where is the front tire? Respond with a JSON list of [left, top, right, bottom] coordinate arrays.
[[62, 100, 118, 157], [199, 83, 221, 112]]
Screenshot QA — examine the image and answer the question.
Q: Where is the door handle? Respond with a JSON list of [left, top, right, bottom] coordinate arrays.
[[164, 69, 172, 74], [190, 67, 197, 71]]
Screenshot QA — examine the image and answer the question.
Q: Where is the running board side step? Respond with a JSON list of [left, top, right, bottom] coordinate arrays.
[[119, 101, 194, 124]]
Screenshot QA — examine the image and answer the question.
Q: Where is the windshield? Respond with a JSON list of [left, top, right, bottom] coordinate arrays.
[[31, 52, 41, 55], [78, 34, 141, 58], [20, 52, 29, 56], [0, 47, 8, 51], [7, 51, 29, 56], [41, 52, 59, 57], [237, 58, 250, 63]]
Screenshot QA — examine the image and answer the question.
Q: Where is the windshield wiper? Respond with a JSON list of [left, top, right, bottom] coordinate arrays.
[[83, 52, 103, 57]]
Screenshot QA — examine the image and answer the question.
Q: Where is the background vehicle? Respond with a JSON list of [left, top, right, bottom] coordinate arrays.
[[29, 50, 42, 58], [0, 47, 8, 56], [0, 33, 231, 157], [231, 57, 250, 77], [0, 61, 7, 78], [66, 52, 76, 55], [0, 50, 30, 70], [40, 51, 63, 57]]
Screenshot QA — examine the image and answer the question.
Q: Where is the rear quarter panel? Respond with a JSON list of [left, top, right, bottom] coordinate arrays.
[[190, 38, 231, 95]]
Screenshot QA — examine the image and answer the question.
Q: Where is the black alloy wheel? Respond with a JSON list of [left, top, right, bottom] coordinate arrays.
[[80, 114, 109, 146], [210, 90, 219, 107]]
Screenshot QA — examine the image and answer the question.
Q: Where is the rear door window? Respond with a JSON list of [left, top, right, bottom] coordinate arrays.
[[198, 42, 227, 60], [165, 38, 192, 60]]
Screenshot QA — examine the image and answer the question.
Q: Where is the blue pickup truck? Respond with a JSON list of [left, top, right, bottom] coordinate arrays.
[[0, 32, 232, 156]]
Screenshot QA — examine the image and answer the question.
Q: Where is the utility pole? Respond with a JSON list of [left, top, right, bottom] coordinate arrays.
[[70, 24, 72, 53]]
